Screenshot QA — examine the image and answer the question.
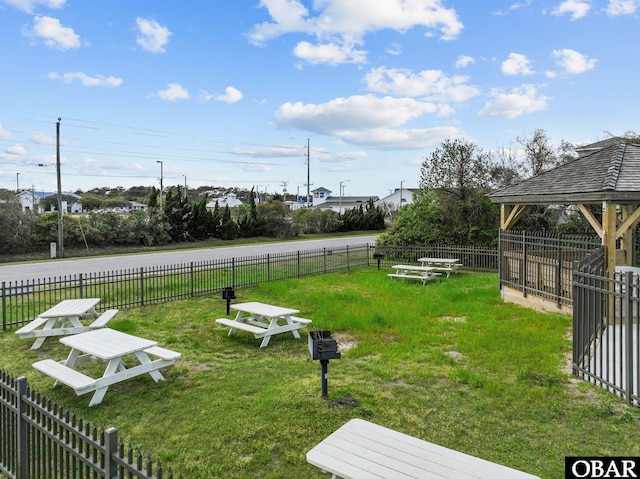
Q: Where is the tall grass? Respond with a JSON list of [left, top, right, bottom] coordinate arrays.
[[2, 269, 639, 478]]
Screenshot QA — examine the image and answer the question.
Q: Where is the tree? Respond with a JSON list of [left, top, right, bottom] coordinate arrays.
[[381, 138, 500, 246], [218, 205, 239, 240], [516, 128, 557, 176]]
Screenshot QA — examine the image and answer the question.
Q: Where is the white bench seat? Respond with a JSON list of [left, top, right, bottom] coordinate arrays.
[[15, 316, 49, 336], [216, 318, 268, 336], [144, 346, 181, 361], [33, 359, 96, 394], [89, 309, 118, 329], [290, 316, 312, 324]]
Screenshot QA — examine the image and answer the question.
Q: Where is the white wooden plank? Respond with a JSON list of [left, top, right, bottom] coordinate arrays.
[[307, 419, 540, 479]]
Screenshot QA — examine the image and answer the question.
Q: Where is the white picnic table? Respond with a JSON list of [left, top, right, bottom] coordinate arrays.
[[215, 301, 311, 348], [33, 328, 180, 406], [15, 298, 117, 350], [307, 418, 540, 479], [388, 264, 439, 284], [417, 257, 462, 277]]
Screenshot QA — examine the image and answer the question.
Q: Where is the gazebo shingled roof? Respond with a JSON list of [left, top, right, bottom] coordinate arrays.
[[487, 142, 640, 276]]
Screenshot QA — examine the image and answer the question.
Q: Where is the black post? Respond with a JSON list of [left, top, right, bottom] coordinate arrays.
[[226, 297, 232, 315], [320, 360, 329, 397]]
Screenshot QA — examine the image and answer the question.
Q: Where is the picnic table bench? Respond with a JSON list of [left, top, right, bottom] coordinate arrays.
[[307, 418, 540, 479], [216, 301, 311, 348], [417, 257, 462, 278], [388, 264, 440, 284], [33, 328, 180, 406], [15, 299, 117, 349]]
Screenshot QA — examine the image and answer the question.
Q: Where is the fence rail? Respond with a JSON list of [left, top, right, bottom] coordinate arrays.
[[0, 372, 182, 479], [2, 244, 373, 329], [499, 231, 601, 306], [572, 264, 640, 406], [2, 243, 498, 330]]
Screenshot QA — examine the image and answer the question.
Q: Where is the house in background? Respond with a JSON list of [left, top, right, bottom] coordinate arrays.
[[205, 192, 244, 210], [17, 190, 41, 213], [311, 187, 331, 206], [127, 201, 148, 211], [16, 191, 83, 214], [314, 195, 379, 213], [375, 187, 419, 215]]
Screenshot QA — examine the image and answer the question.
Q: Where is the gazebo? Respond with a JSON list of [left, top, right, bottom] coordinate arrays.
[[488, 142, 640, 278]]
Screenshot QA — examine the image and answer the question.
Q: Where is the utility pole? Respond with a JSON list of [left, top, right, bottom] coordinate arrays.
[[281, 180, 288, 202], [156, 160, 163, 210], [56, 118, 64, 258], [306, 138, 310, 207], [16, 172, 19, 193]]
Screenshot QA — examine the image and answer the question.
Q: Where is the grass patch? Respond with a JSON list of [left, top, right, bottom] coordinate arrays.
[[2, 269, 640, 478]]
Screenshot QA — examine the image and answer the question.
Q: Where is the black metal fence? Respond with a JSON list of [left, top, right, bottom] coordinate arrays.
[[2, 243, 499, 329], [0, 372, 182, 479], [372, 243, 498, 271], [2, 244, 372, 329], [572, 253, 640, 405], [499, 231, 601, 307]]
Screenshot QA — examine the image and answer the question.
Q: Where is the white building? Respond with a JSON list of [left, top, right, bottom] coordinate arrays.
[[206, 193, 244, 210], [375, 187, 419, 215]]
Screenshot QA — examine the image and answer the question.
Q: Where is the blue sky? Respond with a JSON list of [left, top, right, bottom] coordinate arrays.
[[0, 0, 638, 198]]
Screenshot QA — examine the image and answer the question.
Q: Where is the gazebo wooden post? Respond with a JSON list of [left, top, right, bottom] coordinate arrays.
[[602, 201, 618, 278], [620, 205, 634, 265]]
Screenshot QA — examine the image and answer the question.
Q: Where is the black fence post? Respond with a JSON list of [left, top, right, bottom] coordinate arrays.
[[625, 272, 633, 405], [190, 262, 195, 297], [522, 231, 527, 298], [1, 281, 6, 331], [104, 427, 118, 479], [16, 376, 28, 479], [139, 268, 145, 306], [79, 273, 84, 298]]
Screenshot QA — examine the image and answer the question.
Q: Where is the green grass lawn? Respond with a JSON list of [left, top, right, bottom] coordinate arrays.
[[2, 269, 640, 479]]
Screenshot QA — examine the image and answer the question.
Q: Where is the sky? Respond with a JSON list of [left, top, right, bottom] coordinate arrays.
[[1, 0, 639, 200]]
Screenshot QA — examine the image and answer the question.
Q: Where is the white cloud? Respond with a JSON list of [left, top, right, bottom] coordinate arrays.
[[363, 67, 479, 103], [386, 43, 402, 56], [478, 84, 550, 119], [455, 55, 475, 68], [30, 131, 56, 144], [293, 40, 367, 65], [248, 0, 463, 65], [154, 83, 189, 101], [551, 1, 591, 19], [606, 0, 638, 15], [215, 86, 243, 104], [276, 95, 440, 131], [339, 126, 461, 150], [26, 15, 80, 50], [274, 94, 460, 149], [5, 144, 26, 156], [230, 145, 308, 158], [2, 0, 65, 13], [0, 123, 11, 139], [501, 53, 534, 76], [48, 72, 123, 87], [135, 17, 171, 53], [494, 0, 533, 15], [552, 48, 596, 74]]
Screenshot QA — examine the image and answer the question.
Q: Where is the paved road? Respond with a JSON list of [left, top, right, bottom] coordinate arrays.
[[0, 235, 379, 284]]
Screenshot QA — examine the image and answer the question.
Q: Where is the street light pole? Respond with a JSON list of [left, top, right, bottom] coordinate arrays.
[[183, 175, 187, 200], [399, 180, 405, 210], [16, 172, 19, 193], [56, 118, 64, 258], [156, 161, 163, 210], [339, 179, 350, 214]]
